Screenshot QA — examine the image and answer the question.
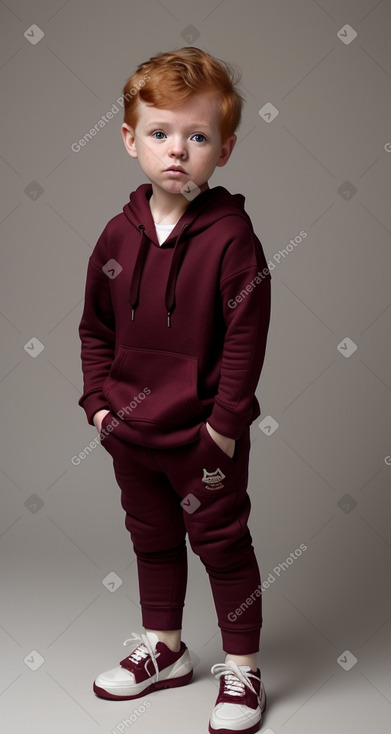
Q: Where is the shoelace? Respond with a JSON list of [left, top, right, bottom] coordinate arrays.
[[122, 632, 160, 681], [211, 660, 260, 699]]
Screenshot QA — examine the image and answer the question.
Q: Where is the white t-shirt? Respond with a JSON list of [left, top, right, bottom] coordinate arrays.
[[154, 222, 177, 246]]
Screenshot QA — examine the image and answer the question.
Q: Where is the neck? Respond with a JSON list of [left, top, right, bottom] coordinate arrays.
[[149, 182, 209, 224]]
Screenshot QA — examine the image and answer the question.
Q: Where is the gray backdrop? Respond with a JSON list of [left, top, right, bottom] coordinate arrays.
[[1, 1, 390, 733]]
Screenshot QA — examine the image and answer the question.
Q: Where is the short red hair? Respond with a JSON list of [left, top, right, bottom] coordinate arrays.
[[122, 47, 245, 144]]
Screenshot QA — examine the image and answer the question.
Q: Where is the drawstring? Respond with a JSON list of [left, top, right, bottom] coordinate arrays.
[[129, 223, 190, 327], [165, 223, 189, 327], [129, 225, 149, 322]]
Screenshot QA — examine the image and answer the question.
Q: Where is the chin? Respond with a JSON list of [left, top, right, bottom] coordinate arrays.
[[160, 182, 188, 194]]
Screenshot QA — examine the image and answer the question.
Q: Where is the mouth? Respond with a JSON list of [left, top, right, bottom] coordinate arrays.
[[164, 166, 187, 174]]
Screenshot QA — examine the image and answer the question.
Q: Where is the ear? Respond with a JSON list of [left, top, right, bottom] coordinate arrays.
[[121, 123, 138, 158], [216, 134, 237, 168]]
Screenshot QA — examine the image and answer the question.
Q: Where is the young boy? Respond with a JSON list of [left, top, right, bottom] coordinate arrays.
[[78, 47, 271, 734]]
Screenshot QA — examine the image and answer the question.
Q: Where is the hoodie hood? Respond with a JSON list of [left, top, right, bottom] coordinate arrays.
[[123, 183, 250, 326]]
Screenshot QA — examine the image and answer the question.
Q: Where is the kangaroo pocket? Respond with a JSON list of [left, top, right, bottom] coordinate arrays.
[[103, 345, 205, 428]]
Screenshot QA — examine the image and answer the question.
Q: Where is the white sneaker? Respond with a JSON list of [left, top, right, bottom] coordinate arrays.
[[209, 660, 266, 733], [93, 631, 193, 700]]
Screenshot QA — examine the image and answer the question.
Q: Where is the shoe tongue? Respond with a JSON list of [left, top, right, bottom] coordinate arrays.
[[238, 665, 251, 672]]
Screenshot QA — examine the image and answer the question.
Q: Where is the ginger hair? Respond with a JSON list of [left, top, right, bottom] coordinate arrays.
[[122, 47, 245, 144]]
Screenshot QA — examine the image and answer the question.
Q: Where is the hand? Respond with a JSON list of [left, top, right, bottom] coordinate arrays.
[[206, 422, 236, 458], [93, 409, 110, 434]]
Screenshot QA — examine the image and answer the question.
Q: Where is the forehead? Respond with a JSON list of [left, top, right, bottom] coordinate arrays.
[[137, 91, 221, 129]]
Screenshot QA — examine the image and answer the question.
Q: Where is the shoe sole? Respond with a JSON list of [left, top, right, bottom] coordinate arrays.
[[208, 689, 267, 734], [93, 669, 193, 701]]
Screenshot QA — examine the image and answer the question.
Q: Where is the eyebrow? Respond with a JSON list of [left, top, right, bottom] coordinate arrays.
[[146, 121, 212, 130]]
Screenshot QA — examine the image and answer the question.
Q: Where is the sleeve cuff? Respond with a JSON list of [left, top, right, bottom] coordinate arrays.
[[207, 398, 261, 441], [78, 391, 111, 426]]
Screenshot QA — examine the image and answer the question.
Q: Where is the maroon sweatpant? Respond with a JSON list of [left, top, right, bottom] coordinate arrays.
[[100, 415, 262, 654]]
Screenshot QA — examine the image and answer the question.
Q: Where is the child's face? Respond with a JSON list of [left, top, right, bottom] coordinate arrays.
[[121, 90, 237, 196]]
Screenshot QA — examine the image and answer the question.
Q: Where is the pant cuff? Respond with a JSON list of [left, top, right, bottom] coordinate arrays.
[[141, 605, 184, 632], [221, 626, 261, 655]]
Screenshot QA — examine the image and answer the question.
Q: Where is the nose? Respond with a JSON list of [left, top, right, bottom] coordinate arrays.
[[168, 136, 187, 159]]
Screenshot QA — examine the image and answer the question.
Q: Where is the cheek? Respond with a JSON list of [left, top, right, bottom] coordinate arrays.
[[140, 148, 158, 167], [194, 150, 214, 166], [139, 139, 158, 156]]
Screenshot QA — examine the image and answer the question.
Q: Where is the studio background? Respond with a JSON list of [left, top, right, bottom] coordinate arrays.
[[0, 1, 390, 732]]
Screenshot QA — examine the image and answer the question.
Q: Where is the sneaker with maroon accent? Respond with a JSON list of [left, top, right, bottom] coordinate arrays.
[[93, 631, 193, 701], [209, 660, 266, 734]]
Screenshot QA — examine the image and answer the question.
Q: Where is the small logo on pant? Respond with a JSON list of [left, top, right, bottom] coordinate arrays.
[[202, 468, 225, 490]]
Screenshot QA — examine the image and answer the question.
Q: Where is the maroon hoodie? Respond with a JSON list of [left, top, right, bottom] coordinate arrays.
[[78, 183, 271, 448]]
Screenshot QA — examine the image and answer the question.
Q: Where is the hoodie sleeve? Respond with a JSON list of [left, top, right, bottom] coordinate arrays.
[[207, 220, 271, 441], [77, 224, 116, 425]]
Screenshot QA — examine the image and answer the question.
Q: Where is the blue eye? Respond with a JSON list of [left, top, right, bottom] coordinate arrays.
[[192, 134, 206, 143], [151, 131, 207, 142]]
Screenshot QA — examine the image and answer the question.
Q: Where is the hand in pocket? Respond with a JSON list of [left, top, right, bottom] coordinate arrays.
[[93, 409, 110, 434], [205, 421, 236, 459]]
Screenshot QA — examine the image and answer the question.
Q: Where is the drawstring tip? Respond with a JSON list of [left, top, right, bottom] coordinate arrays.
[[131, 308, 135, 321], [167, 312, 171, 328]]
